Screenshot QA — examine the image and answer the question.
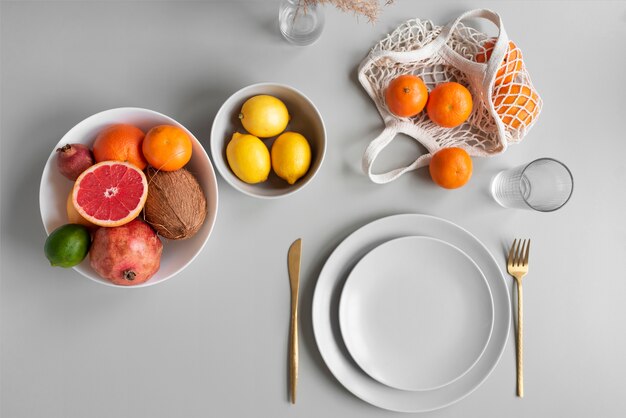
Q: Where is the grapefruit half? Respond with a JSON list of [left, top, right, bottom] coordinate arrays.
[[72, 161, 148, 227]]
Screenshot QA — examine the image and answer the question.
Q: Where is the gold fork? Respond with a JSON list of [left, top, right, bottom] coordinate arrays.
[[507, 238, 530, 398]]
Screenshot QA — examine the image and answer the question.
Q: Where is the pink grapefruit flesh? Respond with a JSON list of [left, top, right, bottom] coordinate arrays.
[[72, 161, 148, 227]]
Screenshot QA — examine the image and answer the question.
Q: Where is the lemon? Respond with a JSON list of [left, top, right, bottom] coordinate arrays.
[[226, 132, 271, 184], [239, 95, 289, 138], [271, 132, 312, 185]]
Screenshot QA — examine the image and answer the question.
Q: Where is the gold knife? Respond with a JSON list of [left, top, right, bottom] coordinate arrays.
[[288, 238, 302, 404]]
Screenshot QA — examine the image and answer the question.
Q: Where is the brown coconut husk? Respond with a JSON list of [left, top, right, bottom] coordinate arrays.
[[144, 167, 207, 240]]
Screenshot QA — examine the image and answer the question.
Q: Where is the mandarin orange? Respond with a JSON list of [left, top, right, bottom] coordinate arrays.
[[493, 83, 540, 130], [385, 74, 429, 117], [426, 82, 473, 128], [142, 125, 192, 171], [429, 147, 473, 189], [475, 38, 523, 86], [93, 124, 147, 169]]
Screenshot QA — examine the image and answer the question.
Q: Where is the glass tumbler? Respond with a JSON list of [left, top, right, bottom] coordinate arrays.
[[491, 158, 573, 211], [279, 0, 325, 46]]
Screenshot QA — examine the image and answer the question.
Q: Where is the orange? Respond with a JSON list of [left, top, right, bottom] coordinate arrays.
[[426, 82, 473, 128], [493, 83, 540, 130], [93, 124, 147, 170], [475, 38, 523, 86], [385, 75, 429, 117], [142, 125, 192, 171], [429, 147, 473, 189], [72, 161, 148, 227]]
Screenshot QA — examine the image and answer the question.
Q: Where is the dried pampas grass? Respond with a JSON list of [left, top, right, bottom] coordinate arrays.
[[301, 0, 394, 23]]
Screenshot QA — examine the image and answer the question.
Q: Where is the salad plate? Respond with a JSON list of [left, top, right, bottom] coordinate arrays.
[[339, 236, 494, 392]]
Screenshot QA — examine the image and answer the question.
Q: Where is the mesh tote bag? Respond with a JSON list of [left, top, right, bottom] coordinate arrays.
[[359, 9, 542, 184]]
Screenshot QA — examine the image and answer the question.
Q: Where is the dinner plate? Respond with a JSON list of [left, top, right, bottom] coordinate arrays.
[[339, 236, 494, 392], [312, 214, 510, 412]]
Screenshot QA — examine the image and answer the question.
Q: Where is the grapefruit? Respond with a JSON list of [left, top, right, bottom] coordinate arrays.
[[66, 191, 96, 229], [72, 161, 148, 227]]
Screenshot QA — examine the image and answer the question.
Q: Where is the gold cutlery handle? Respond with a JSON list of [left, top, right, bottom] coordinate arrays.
[[290, 297, 298, 404], [287, 238, 301, 405], [516, 280, 524, 398]]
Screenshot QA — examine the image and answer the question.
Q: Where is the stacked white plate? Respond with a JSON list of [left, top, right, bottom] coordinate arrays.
[[312, 214, 510, 412]]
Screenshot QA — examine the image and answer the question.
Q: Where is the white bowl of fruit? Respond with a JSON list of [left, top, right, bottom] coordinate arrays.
[[210, 82, 326, 198], [39, 107, 219, 287]]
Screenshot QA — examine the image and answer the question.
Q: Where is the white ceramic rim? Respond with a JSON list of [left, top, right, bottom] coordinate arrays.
[[209, 82, 327, 199], [39, 107, 219, 288], [338, 235, 495, 392], [312, 214, 511, 412]]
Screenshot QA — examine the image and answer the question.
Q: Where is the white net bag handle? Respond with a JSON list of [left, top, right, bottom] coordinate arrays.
[[362, 9, 510, 184]]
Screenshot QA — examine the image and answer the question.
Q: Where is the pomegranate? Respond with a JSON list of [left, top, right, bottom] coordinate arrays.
[[90, 219, 163, 286], [56, 143, 94, 180]]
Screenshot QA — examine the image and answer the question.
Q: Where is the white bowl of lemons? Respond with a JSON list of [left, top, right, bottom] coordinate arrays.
[[210, 82, 326, 199]]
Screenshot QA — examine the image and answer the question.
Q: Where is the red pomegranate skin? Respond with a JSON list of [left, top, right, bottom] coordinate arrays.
[[56, 143, 94, 180], [90, 219, 163, 286]]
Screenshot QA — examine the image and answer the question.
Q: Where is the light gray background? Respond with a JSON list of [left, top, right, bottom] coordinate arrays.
[[1, 1, 625, 417]]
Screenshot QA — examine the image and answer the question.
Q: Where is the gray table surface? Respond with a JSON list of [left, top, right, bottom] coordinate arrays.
[[2, 1, 626, 417]]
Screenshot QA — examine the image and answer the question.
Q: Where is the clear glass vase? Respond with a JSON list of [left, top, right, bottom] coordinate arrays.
[[279, 0, 325, 46]]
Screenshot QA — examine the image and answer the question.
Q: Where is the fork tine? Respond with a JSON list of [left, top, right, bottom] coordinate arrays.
[[508, 239, 517, 265], [514, 239, 522, 266], [519, 239, 527, 267], [523, 239, 530, 266]]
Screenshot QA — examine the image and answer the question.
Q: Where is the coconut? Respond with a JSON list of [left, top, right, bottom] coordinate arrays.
[[144, 167, 207, 240]]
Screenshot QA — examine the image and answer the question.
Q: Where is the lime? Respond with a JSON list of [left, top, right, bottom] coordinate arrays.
[[44, 224, 91, 268], [239, 95, 289, 138], [226, 132, 271, 184], [271, 132, 311, 185]]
